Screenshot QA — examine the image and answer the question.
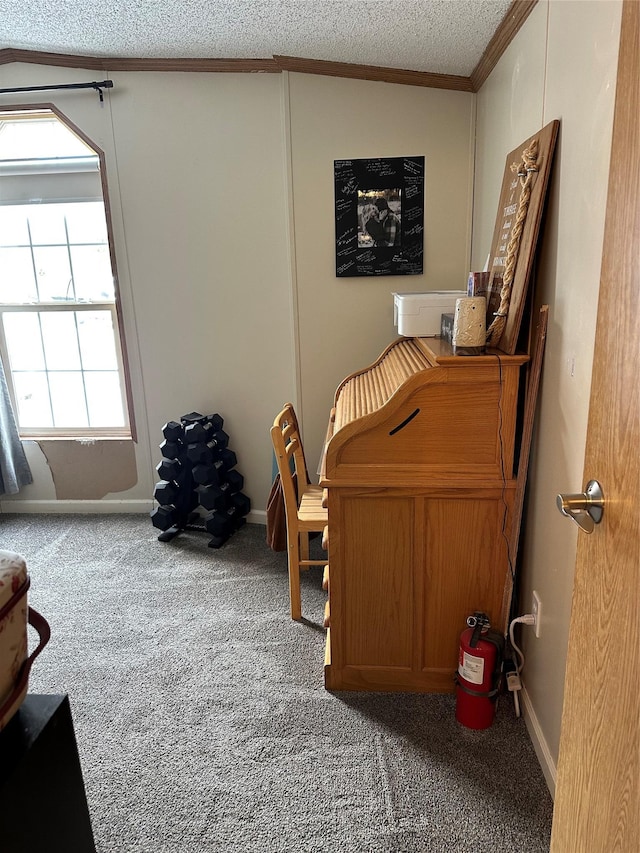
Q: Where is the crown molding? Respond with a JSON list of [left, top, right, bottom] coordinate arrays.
[[0, 49, 279, 73], [272, 55, 473, 91], [0, 47, 471, 89], [470, 0, 538, 91]]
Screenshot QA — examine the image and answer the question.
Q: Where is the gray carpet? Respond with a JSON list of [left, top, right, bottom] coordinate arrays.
[[2, 514, 553, 852]]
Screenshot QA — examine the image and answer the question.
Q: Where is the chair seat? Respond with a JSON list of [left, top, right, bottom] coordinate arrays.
[[298, 486, 327, 530]]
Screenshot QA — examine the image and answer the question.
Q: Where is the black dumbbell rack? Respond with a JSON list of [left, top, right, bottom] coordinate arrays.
[[151, 411, 251, 548]]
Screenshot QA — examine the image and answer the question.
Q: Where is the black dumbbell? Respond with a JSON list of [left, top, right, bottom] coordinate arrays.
[[205, 413, 224, 431], [196, 480, 241, 511], [204, 506, 245, 537], [186, 443, 211, 465], [184, 422, 229, 446], [211, 429, 229, 447], [204, 511, 233, 538], [183, 411, 224, 431], [195, 483, 232, 512], [222, 469, 244, 493], [156, 457, 182, 482], [231, 492, 251, 516], [192, 459, 224, 486], [150, 505, 178, 531], [183, 422, 208, 443], [162, 420, 183, 442], [216, 448, 237, 471], [180, 411, 207, 426], [153, 480, 180, 505], [159, 439, 182, 460], [185, 433, 229, 464]]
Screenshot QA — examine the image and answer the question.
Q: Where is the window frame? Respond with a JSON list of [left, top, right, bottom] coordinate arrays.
[[0, 301, 130, 438], [0, 103, 137, 441]]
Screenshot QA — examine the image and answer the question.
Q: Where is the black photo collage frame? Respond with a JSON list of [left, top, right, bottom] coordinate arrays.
[[334, 156, 424, 277]]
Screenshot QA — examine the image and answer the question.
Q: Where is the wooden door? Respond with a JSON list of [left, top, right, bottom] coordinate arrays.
[[550, 2, 639, 850]]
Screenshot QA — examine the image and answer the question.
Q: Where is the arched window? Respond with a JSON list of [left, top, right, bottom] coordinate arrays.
[[0, 107, 133, 437]]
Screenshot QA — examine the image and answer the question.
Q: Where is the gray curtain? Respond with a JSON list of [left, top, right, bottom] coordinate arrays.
[[0, 358, 32, 496]]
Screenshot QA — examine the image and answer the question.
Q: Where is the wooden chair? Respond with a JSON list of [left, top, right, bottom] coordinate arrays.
[[270, 403, 328, 621]]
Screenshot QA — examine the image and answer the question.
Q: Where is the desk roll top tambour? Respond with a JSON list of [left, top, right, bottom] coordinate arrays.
[[319, 336, 529, 693]]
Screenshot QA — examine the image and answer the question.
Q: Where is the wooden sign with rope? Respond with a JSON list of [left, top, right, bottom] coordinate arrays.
[[484, 120, 559, 354]]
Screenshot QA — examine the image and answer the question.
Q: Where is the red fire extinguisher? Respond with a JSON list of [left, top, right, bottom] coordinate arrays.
[[455, 612, 504, 730]]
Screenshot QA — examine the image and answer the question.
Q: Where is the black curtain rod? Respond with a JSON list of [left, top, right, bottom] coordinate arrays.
[[0, 80, 114, 102]]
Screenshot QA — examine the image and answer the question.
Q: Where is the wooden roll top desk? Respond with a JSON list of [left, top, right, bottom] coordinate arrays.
[[319, 336, 529, 693]]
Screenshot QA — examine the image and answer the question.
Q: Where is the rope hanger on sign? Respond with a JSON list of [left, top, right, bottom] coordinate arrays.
[[486, 138, 539, 347]]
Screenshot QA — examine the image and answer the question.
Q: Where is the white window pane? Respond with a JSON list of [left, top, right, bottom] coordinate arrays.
[[0, 208, 30, 246], [40, 312, 81, 369], [32, 246, 73, 302], [27, 206, 67, 245], [85, 372, 124, 427], [0, 247, 38, 302], [3, 313, 45, 369], [64, 203, 108, 244], [77, 311, 118, 369], [70, 245, 114, 301], [13, 372, 53, 427], [49, 372, 88, 428], [0, 119, 91, 161]]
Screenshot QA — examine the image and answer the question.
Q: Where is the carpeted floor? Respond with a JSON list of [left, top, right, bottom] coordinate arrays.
[[2, 514, 553, 852]]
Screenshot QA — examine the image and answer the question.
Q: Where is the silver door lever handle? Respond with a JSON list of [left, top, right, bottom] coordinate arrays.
[[556, 480, 604, 534]]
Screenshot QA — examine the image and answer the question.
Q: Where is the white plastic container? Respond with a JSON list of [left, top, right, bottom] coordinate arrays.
[[393, 291, 466, 337]]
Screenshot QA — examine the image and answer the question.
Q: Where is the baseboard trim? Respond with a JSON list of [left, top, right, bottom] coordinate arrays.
[[521, 684, 557, 799], [0, 499, 153, 514], [0, 501, 269, 523]]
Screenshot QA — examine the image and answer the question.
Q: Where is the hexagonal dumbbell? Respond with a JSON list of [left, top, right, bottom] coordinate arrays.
[[192, 459, 224, 487], [153, 480, 180, 506], [206, 412, 224, 430], [162, 420, 184, 442], [180, 411, 207, 427], [217, 448, 237, 472], [186, 443, 210, 466], [185, 434, 230, 465], [184, 421, 228, 446], [230, 492, 251, 517], [208, 504, 248, 534], [159, 439, 182, 460], [150, 505, 179, 531], [223, 469, 244, 493], [204, 515, 233, 540], [156, 457, 182, 482], [195, 483, 232, 512]]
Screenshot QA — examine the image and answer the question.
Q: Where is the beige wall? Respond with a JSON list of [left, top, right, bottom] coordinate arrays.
[[0, 64, 474, 515], [287, 73, 474, 466], [0, 64, 294, 514], [473, 0, 623, 792]]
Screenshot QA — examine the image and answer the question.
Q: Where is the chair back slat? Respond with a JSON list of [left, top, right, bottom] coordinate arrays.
[[282, 422, 297, 442], [269, 402, 328, 621], [270, 403, 311, 526]]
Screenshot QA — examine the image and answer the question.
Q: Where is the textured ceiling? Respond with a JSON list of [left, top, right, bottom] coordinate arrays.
[[0, 0, 514, 77]]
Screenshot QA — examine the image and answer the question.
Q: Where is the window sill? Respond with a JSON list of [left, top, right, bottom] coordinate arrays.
[[22, 434, 133, 443]]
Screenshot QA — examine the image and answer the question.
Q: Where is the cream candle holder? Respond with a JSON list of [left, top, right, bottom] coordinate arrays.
[[452, 296, 487, 353]]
